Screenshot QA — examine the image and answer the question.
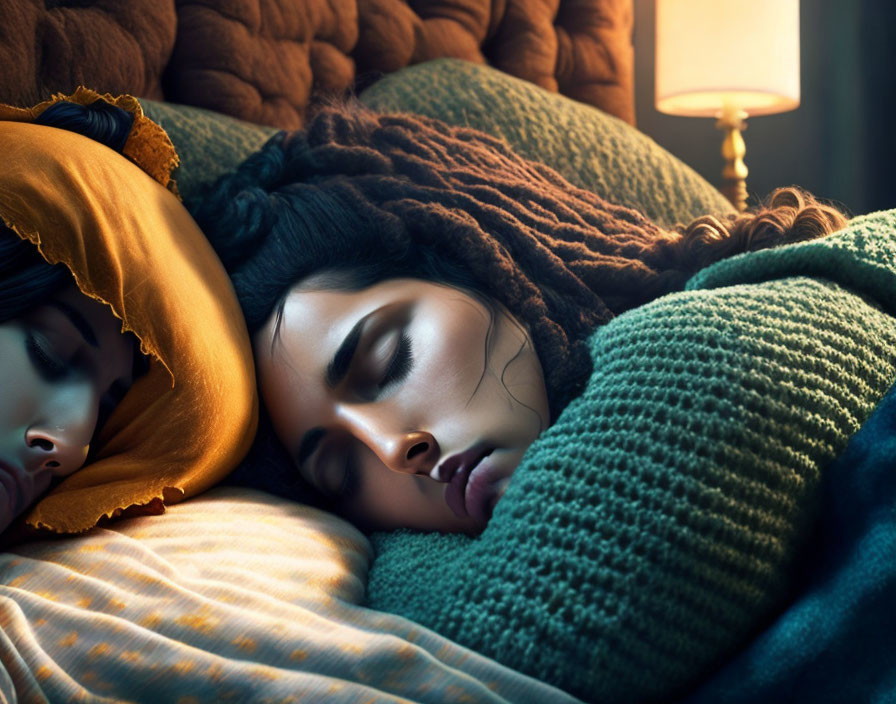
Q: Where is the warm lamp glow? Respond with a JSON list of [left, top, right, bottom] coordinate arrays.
[[655, 0, 800, 117]]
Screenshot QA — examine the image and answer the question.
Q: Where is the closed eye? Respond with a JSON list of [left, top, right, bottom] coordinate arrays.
[[377, 332, 413, 391], [26, 332, 67, 381]]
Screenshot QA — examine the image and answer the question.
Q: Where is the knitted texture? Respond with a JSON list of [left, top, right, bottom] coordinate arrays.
[[367, 213, 896, 703], [359, 59, 735, 227], [683, 362, 896, 703]]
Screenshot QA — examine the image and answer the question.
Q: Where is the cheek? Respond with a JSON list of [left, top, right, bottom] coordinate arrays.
[[412, 312, 491, 399], [255, 349, 300, 435], [0, 363, 37, 427], [348, 458, 448, 530]]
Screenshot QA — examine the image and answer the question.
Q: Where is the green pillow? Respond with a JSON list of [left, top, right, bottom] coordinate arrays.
[[360, 58, 735, 227], [143, 60, 732, 227], [140, 99, 279, 203]]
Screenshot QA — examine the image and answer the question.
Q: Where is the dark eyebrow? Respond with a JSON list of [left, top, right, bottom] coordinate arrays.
[[325, 312, 372, 389], [48, 300, 99, 347]]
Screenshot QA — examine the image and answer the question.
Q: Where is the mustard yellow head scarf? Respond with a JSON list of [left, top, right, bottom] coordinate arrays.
[[0, 89, 257, 534]]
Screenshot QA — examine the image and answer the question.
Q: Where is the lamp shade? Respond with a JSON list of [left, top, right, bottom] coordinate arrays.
[[655, 0, 800, 117]]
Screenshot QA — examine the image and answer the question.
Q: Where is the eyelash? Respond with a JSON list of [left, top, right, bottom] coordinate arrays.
[[26, 333, 67, 381], [377, 332, 413, 391]]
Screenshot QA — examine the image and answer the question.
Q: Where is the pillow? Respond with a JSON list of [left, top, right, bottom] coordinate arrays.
[[142, 59, 733, 227], [0, 486, 576, 702], [359, 58, 735, 227], [140, 99, 279, 203], [0, 89, 257, 534]]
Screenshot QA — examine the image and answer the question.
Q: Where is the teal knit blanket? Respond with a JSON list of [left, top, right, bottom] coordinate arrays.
[[366, 210, 896, 703]]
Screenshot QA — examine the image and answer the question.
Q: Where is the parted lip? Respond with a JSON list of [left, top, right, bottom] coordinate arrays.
[[439, 446, 492, 518]]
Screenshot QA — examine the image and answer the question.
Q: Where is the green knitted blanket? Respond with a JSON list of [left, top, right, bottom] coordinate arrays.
[[366, 210, 896, 703]]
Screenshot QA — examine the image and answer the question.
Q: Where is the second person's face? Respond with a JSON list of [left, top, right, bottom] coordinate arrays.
[[255, 276, 550, 534], [0, 285, 136, 533]]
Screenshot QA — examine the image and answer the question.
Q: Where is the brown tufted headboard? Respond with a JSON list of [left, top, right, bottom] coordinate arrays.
[[0, 0, 633, 128]]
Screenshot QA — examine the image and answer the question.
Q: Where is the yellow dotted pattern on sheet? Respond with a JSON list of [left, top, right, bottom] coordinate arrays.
[[0, 493, 561, 704], [232, 635, 256, 653], [140, 612, 163, 629], [171, 660, 196, 675], [341, 642, 363, 656], [78, 544, 106, 553], [205, 663, 226, 683], [249, 666, 279, 682], [175, 612, 215, 634], [395, 644, 416, 661], [88, 643, 110, 659], [132, 570, 161, 586]]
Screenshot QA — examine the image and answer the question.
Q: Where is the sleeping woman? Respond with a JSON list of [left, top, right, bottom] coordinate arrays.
[[0, 233, 138, 535], [0, 91, 256, 541], [0, 101, 145, 536], [194, 104, 896, 701], [194, 103, 846, 532]]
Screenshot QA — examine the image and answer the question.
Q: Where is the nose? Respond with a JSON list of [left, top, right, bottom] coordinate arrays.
[[24, 425, 91, 477], [338, 406, 439, 476], [391, 430, 440, 475], [24, 386, 96, 477]]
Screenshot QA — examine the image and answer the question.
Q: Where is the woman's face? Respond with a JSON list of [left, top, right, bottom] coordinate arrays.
[[255, 276, 550, 534], [0, 285, 135, 533]]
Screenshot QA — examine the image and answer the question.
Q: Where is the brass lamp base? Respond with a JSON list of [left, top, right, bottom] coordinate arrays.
[[716, 107, 749, 212]]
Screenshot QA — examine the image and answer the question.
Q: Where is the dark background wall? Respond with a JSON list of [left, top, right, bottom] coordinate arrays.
[[634, 0, 895, 217]]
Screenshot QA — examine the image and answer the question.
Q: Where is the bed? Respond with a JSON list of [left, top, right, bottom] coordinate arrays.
[[2, 2, 894, 703]]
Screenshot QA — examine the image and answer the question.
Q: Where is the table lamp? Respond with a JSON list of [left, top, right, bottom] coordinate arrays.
[[655, 0, 800, 211]]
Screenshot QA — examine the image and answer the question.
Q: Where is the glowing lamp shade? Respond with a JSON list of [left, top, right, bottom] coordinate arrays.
[[655, 0, 800, 117]]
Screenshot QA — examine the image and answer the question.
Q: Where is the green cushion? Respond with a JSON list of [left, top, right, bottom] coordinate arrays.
[[359, 58, 735, 227], [140, 99, 279, 203]]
